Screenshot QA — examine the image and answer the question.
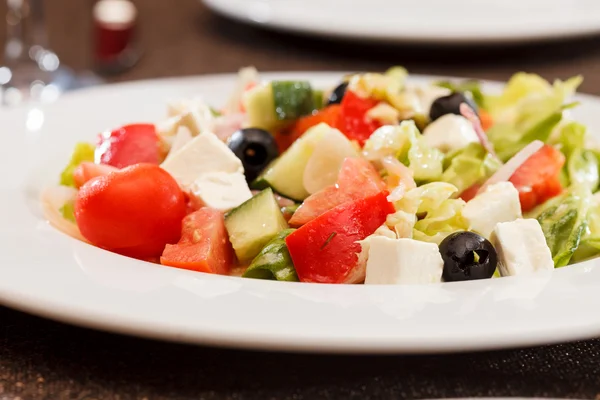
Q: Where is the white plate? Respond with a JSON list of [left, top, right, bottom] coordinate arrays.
[[2, 72, 600, 354], [203, 0, 600, 44]]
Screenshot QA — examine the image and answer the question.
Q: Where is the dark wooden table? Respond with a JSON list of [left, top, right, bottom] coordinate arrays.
[[3, 1, 600, 399]]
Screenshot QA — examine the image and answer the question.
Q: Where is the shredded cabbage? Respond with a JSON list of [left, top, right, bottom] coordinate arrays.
[[441, 143, 501, 194]]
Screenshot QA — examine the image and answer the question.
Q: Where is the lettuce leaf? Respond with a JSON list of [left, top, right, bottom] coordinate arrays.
[[485, 73, 582, 161], [363, 121, 444, 183], [572, 194, 600, 262], [554, 122, 599, 191], [242, 229, 299, 281], [59, 142, 95, 187], [441, 143, 501, 194], [536, 186, 591, 267], [393, 182, 468, 244], [435, 80, 485, 108]]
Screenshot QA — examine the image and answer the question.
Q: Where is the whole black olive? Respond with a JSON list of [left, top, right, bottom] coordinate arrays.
[[326, 81, 349, 105], [227, 128, 279, 183], [440, 231, 497, 282], [429, 92, 479, 122]]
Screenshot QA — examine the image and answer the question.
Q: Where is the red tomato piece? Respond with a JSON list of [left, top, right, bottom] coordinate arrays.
[[285, 191, 394, 284], [96, 123, 160, 168], [276, 105, 342, 153], [160, 208, 234, 275], [289, 157, 387, 227], [73, 162, 119, 188], [459, 183, 482, 202], [336, 90, 382, 146], [75, 163, 187, 259], [509, 144, 565, 212]]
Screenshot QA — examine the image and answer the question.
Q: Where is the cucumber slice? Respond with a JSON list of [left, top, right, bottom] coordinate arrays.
[[224, 188, 289, 263], [272, 81, 314, 120], [257, 123, 330, 201], [243, 84, 282, 132], [312, 89, 324, 111]]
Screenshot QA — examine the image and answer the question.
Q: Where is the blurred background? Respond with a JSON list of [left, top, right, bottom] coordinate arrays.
[[0, 0, 599, 107]]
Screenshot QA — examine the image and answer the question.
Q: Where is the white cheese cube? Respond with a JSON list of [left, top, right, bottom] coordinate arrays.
[[163, 126, 193, 161], [365, 237, 443, 285], [490, 219, 554, 276], [161, 131, 243, 189], [463, 182, 522, 238], [190, 171, 252, 211], [422, 114, 479, 153]]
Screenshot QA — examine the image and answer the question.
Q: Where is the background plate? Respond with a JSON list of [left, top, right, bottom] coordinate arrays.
[[1, 72, 600, 354], [203, 0, 600, 44]]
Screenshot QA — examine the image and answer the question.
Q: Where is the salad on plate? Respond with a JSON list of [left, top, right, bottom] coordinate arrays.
[[43, 67, 600, 285]]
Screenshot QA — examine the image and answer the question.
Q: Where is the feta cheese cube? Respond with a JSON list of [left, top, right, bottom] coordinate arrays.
[[365, 237, 443, 285], [422, 114, 479, 153], [463, 182, 522, 238], [163, 126, 193, 162], [190, 171, 252, 211], [490, 219, 554, 276], [161, 131, 243, 189]]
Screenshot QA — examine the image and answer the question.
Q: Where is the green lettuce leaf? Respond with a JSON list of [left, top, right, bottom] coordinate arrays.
[[242, 229, 299, 281], [393, 182, 468, 244], [536, 186, 592, 267], [572, 194, 600, 262], [554, 122, 599, 191], [435, 80, 485, 108], [59, 201, 76, 223], [59, 142, 95, 187], [363, 121, 444, 183], [485, 73, 582, 161], [441, 143, 501, 194]]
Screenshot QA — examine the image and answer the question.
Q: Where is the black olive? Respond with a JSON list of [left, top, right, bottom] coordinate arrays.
[[440, 231, 497, 282], [227, 128, 279, 183], [326, 81, 349, 105], [429, 92, 479, 122]]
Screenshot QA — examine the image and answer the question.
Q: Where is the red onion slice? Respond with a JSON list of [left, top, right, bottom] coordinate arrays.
[[476, 140, 544, 195], [460, 103, 498, 159]]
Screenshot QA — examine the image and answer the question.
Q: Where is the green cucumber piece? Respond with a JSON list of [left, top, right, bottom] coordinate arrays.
[[272, 81, 314, 121], [243, 229, 298, 281], [258, 123, 329, 201], [244, 84, 282, 132], [224, 188, 289, 263]]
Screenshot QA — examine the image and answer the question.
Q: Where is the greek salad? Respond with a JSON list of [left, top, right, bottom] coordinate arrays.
[[44, 67, 600, 284]]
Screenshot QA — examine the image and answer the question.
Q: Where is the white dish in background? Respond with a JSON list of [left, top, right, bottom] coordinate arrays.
[[203, 0, 600, 44], [2, 72, 600, 354]]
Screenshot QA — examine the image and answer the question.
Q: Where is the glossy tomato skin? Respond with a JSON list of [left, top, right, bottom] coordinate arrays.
[[289, 157, 386, 226], [75, 163, 186, 259], [73, 162, 118, 188], [97, 123, 161, 168], [276, 105, 341, 153], [336, 90, 381, 146], [285, 191, 394, 284], [509, 144, 565, 212], [160, 208, 233, 275]]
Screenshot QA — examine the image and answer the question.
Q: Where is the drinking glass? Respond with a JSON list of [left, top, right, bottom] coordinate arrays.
[[1, 0, 84, 106]]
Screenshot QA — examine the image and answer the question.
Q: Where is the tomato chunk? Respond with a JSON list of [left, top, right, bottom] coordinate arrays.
[[75, 163, 186, 259], [161, 208, 234, 275], [73, 162, 119, 188], [289, 157, 386, 226], [336, 90, 381, 146], [276, 105, 341, 153], [509, 144, 565, 212], [285, 191, 394, 284], [97, 123, 161, 168], [459, 183, 482, 202]]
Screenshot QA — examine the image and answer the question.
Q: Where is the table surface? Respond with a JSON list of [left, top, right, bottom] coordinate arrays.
[[3, 1, 600, 399]]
